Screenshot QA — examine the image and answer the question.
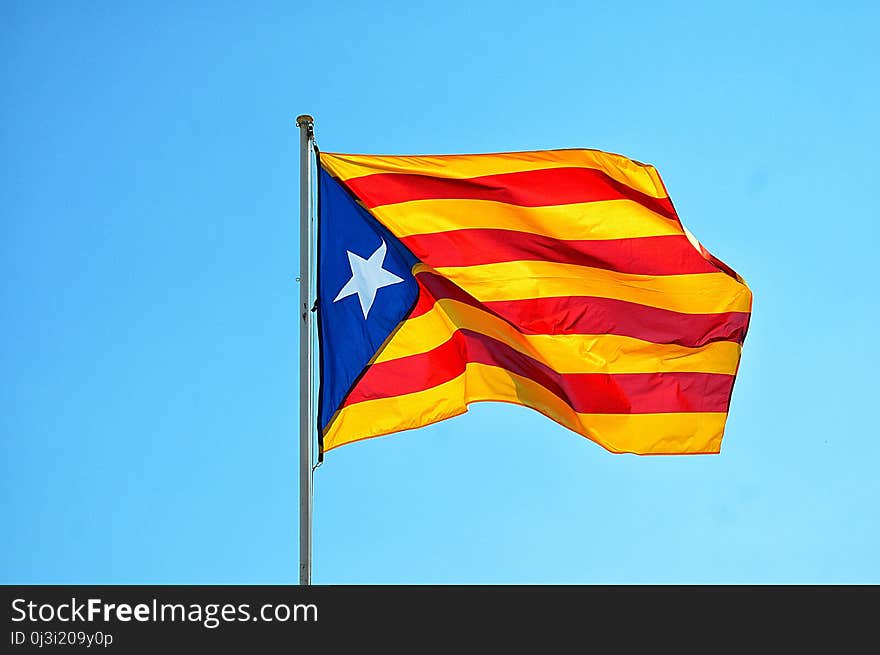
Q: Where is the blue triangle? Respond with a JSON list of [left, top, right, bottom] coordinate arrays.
[[317, 167, 420, 433]]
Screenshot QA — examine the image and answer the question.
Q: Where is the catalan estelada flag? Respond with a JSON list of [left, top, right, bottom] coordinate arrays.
[[316, 148, 751, 457]]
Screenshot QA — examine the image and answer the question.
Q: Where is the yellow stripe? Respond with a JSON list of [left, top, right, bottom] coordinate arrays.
[[369, 197, 680, 240], [377, 298, 741, 374], [323, 362, 727, 455], [425, 261, 752, 315], [319, 149, 668, 199]]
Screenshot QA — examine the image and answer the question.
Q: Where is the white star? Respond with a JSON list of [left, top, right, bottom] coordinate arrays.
[[333, 239, 404, 319]]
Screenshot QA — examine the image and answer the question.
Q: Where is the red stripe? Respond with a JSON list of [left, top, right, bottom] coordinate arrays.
[[345, 328, 734, 413], [698, 242, 744, 281], [343, 167, 677, 219], [411, 271, 750, 347], [400, 231, 718, 275]]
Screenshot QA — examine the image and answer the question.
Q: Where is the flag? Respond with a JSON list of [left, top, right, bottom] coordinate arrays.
[[316, 148, 751, 456]]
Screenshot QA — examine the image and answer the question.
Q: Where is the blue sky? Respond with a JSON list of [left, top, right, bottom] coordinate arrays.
[[2, 0, 878, 583]]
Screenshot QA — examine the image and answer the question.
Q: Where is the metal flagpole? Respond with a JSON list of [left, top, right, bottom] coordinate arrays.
[[296, 114, 314, 586]]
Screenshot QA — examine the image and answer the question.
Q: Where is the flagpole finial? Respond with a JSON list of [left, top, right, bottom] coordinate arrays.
[[296, 114, 314, 127]]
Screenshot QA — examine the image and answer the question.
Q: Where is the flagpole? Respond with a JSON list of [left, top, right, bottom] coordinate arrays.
[[296, 114, 314, 586]]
